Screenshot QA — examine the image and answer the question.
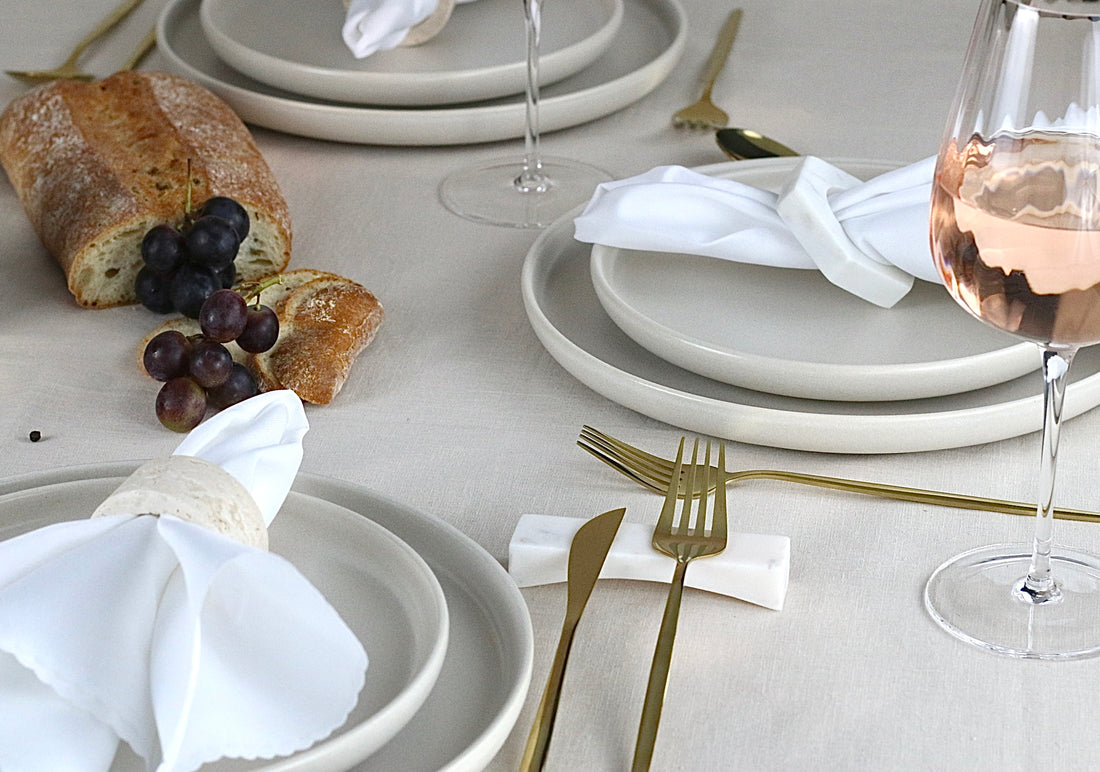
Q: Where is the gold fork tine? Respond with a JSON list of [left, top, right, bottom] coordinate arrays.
[[633, 437, 728, 771], [577, 426, 1100, 524]]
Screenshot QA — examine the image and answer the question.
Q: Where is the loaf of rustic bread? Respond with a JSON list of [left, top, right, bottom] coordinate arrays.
[[0, 71, 292, 308], [142, 269, 384, 405]]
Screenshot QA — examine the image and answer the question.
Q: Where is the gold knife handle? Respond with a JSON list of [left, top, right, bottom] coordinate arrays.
[[65, 0, 147, 67], [119, 27, 155, 72], [698, 8, 743, 99], [632, 559, 688, 772], [519, 619, 580, 771]]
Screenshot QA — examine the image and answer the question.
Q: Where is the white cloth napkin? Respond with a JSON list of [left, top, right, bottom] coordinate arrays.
[[573, 156, 939, 308], [342, 0, 439, 58], [0, 391, 368, 772], [509, 514, 790, 610]]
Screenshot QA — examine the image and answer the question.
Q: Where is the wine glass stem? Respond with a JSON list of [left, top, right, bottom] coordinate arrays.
[[1018, 347, 1076, 604], [516, 0, 549, 194]]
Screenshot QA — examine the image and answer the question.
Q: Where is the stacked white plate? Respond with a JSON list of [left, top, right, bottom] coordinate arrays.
[[0, 464, 534, 771], [522, 157, 1100, 453], [154, 0, 687, 144]]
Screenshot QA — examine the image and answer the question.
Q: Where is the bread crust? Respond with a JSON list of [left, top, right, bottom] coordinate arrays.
[[0, 71, 291, 308], [140, 269, 383, 405]]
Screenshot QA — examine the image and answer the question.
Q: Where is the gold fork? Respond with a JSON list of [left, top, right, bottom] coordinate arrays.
[[672, 8, 742, 129], [6, 0, 146, 83], [578, 426, 1100, 524], [633, 438, 728, 771]]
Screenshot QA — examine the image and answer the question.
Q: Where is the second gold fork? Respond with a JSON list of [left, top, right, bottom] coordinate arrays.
[[578, 426, 1100, 524]]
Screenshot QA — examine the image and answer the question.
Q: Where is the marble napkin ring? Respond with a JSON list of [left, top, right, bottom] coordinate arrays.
[[775, 156, 915, 309], [92, 456, 268, 550], [342, 0, 457, 47]]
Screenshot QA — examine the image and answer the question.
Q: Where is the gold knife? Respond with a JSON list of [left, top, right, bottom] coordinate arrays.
[[519, 507, 626, 772]]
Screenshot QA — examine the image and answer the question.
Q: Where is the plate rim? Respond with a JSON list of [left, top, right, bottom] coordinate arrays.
[[0, 464, 533, 771], [156, 0, 686, 145], [199, 0, 624, 106], [520, 158, 1100, 453], [587, 158, 1039, 402]]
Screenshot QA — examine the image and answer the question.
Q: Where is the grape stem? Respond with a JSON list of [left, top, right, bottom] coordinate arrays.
[[239, 274, 284, 306]]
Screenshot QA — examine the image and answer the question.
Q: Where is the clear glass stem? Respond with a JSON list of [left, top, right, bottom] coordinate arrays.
[[1016, 347, 1076, 605], [516, 0, 549, 194]]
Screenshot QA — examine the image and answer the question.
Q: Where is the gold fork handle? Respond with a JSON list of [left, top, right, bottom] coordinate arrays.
[[63, 0, 146, 67], [734, 469, 1100, 523], [633, 559, 688, 772], [698, 8, 743, 99]]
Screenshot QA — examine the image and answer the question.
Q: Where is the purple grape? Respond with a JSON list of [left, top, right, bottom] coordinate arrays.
[[199, 289, 248, 343], [155, 377, 207, 432], [143, 330, 191, 381], [236, 304, 279, 353], [169, 264, 220, 319], [185, 215, 239, 269], [135, 266, 175, 313], [188, 338, 233, 389], [141, 224, 185, 274], [207, 363, 259, 410], [199, 197, 250, 242], [215, 260, 237, 289]]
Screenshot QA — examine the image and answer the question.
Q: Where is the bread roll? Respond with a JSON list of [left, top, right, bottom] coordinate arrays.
[[141, 269, 384, 405], [0, 71, 292, 308]]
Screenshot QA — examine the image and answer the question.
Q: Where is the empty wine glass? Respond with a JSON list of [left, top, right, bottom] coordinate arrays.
[[438, 0, 610, 228], [925, 0, 1100, 659]]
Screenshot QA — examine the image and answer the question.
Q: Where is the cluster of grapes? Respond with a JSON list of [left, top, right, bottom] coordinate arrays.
[[144, 288, 279, 431], [135, 196, 250, 318]]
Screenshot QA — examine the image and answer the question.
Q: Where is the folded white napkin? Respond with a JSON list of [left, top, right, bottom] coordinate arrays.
[[342, 0, 470, 58], [573, 156, 939, 308], [509, 514, 790, 610], [0, 391, 368, 772]]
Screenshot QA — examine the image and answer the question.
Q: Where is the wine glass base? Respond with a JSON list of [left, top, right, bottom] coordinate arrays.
[[924, 543, 1100, 660], [439, 156, 611, 229]]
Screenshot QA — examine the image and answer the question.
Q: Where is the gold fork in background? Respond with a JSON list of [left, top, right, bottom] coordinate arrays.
[[633, 438, 728, 771], [672, 8, 742, 129], [577, 426, 1100, 524], [6, 0, 146, 83]]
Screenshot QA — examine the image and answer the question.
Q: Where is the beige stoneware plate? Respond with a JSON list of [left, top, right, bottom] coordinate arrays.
[[521, 164, 1100, 453], [588, 158, 1039, 402], [200, 0, 623, 106], [157, 0, 685, 145], [0, 466, 533, 770]]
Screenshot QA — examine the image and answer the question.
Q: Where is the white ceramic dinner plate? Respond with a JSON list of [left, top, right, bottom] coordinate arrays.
[[521, 173, 1100, 453], [156, 0, 685, 145], [0, 466, 534, 771], [588, 159, 1039, 402], [200, 0, 623, 106]]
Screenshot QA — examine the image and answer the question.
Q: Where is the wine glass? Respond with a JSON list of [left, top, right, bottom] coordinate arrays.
[[925, 0, 1100, 659], [438, 0, 610, 228]]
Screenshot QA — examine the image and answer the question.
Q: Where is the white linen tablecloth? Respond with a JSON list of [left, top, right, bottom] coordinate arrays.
[[3, 1, 1100, 770]]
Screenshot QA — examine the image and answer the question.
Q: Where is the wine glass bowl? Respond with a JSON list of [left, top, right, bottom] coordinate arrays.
[[925, 0, 1100, 659]]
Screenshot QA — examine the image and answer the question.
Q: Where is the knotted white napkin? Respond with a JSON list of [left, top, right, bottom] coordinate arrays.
[[0, 390, 368, 772], [573, 156, 939, 308], [342, 0, 461, 58]]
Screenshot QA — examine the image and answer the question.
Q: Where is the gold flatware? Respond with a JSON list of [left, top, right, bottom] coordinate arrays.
[[520, 507, 626, 772], [578, 425, 1100, 524], [633, 438, 728, 771], [672, 8, 743, 128], [119, 27, 156, 72], [6, 0, 146, 83], [716, 127, 798, 160]]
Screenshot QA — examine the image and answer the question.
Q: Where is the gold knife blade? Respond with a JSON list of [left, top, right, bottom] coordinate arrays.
[[519, 507, 626, 772]]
